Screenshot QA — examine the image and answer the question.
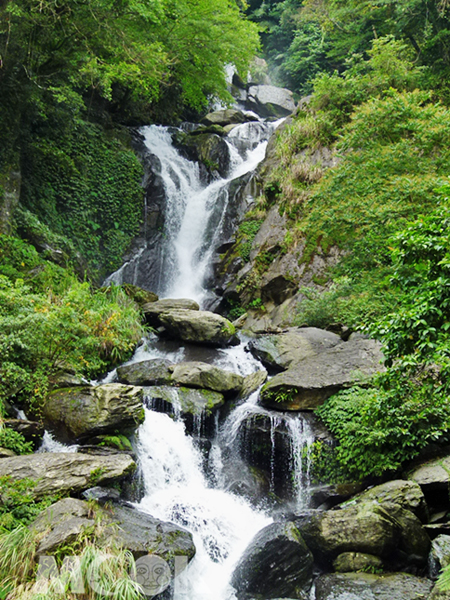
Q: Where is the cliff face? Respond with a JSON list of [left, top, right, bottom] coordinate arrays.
[[212, 117, 341, 332]]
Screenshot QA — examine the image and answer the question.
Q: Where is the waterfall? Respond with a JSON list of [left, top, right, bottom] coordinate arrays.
[[104, 119, 282, 304]]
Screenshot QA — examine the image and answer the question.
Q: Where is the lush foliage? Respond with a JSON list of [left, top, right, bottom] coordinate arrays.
[[317, 192, 450, 479], [0, 477, 59, 531]]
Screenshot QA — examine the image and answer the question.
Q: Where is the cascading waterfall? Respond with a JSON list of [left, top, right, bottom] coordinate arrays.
[[105, 120, 281, 304], [101, 116, 318, 599]]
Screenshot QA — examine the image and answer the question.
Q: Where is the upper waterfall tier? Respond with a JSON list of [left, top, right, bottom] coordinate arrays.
[[104, 119, 282, 306]]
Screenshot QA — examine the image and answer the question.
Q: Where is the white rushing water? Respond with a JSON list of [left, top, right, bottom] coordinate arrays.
[[102, 116, 316, 599]]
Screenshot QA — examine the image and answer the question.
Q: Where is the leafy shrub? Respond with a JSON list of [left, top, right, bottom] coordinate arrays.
[[0, 477, 59, 531]]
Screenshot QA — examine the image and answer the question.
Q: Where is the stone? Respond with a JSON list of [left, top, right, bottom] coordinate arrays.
[[158, 309, 239, 347], [248, 327, 341, 372], [169, 361, 243, 396], [43, 384, 144, 441], [144, 386, 225, 417], [231, 521, 313, 599], [429, 535, 450, 580], [52, 371, 88, 388], [386, 504, 430, 566], [142, 298, 200, 326], [246, 84, 296, 118], [0, 452, 136, 497], [201, 109, 247, 127], [333, 552, 384, 573], [82, 486, 121, 504], [32, 498, 94, 554], [117, 359, 173, 386], [346, 480, 429, 522], [3, 419, 44, 447], [121, 284, 158, 305], [176, 132, 231, 178], [314, 573, 433, 600], [238, 369, 268, 400], [295, 504, 399, 564], [429, 586, 450, 600], [100, 504, 196, 562], [408, 455, 450, 491], [260, 336, 385, 410], [0, 448, 16, 458]]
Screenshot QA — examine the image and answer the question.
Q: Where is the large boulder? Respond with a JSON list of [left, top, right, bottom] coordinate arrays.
[[314, 573, 432, 600], [43, 384, 144, 441], [246, 84, 296, 117], [0, 453, 136, 497], [158, 309, 239, 347], [32, 498, 95, 554], [169, 362, 243, 396], [238, 369, 268, 400], [260, 336, 385, 410], [176, 132, 231, 178], [333, 552, 384, 573], [346, 480, 429, 522], [142, 298, 200, 327], [295, 504, 399, 564], [231, 521, 313, 599], [101, 504, 196, 562], [408, 455, 450, 491], [117, 359, 173, 386], [248, 327, 341, 372], [429, 535, 450, 580], [201, 109, 248, 127]]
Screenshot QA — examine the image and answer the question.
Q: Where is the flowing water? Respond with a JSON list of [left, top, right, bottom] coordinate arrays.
[[97, 119, 316, 598]]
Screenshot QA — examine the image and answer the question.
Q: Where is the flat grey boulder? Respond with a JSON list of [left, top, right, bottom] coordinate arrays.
[[32, 498, 95, 554], [158, 309, 239, 347], [0, 452, 136, 497], [169, 361, 243, 396], [231, 521, 313, 599], [408, 455, 450, 491], [247, 84, 296, 117], [201, 109, 248, 127], [144, 386, 225, 417], [315, 573, 432, 600], [249, 327, 341, 372], [142, 298, 199, 327], [260, 336, 385, 410], [43, 383, 144, 440], [117, 359, 173, 386], [101, 504, 196, 562]]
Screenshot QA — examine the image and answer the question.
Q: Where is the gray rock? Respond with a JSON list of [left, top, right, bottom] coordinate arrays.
[[52, 372, 88, 388], [3, 418, 44, 447], [201, 109, 248, 127], [296, 504, 399, 563], [429, 535, 450, 580], [246, 85, 296, 117], [386, 504, 430, 565], [82, 486, 121, 503], [0, 452, 136, 497], [249, 327, 341, 372], [429, 585, 450, 600], [158, 309, 239, 347], [345, 480, 429, 522], [32, 498, 94, 554], [169, 361, 243, 395], [238, 369, 268, 400], [408, 455, 450, 491], [144, 386, 225, 417], [0, 448, 16, 458], [176, 132, 231, 178], [43, 383, 144, 440], [333, 552, 384, 573], [261, 337, 385, 410], [315, 573, 432, 600], [231, 521, 313, 599], [101, 504, 196, 561], [117, 359, 173, 386], [142, 298, 200, 327]]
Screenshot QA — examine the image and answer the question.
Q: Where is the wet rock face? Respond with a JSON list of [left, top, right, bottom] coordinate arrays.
[[429, 535, 450, 580], [231, 521, 313, 599], [117, 359, 174, 386], [43, 383, 144, 441], [169, 361, 244, 396], [314, 573, 433, 600], [246, 84, 296, 117], [0, 452, 136, 497], [142, 298, 200, 326]]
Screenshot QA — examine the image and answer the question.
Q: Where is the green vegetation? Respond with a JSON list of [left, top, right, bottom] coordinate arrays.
[[0, 477, 60, 531]]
